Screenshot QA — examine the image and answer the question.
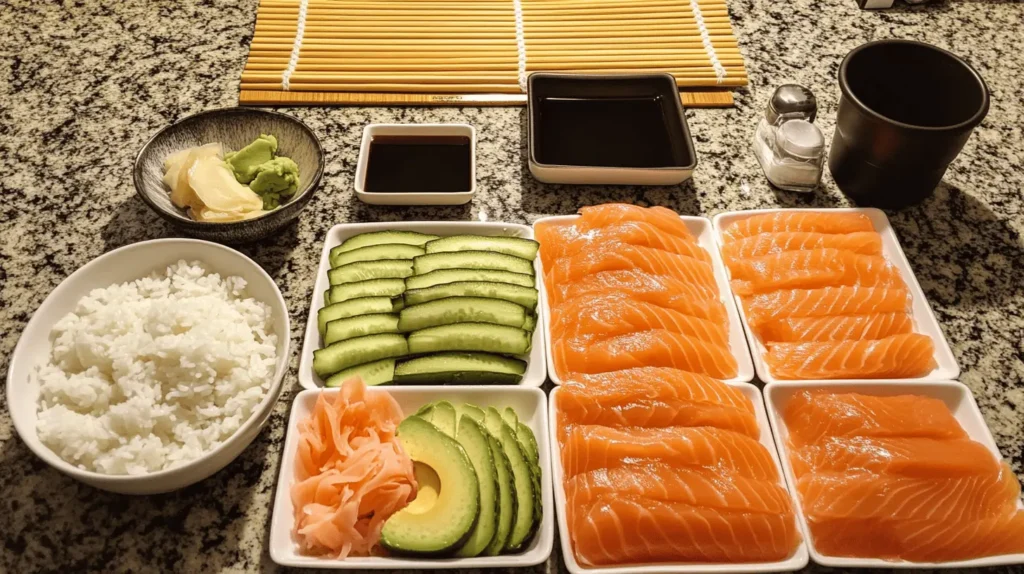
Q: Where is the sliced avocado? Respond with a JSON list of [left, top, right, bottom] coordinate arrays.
[[414, 401, 438, 417], [501, 407, 519, 431], [516, 421, 543, 534], [517, 421, 539, 465], [380, 417, 480, 555], [484, 407, 536, 552], [483, 432, 516, 556], [453, 416, 500, 557], [427, 401, 457, 437], [457, 403, 486, 425]]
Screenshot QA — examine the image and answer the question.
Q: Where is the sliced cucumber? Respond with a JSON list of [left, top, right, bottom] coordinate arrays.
[[317, 296, 400, 336], [313, 334, 408, 378], [331, 230, 439, 259], [393, 352, 527, 385], [413, 251, 535, 276], [404, 281, 538, 310], [398, 297, 530, 332], [523, 315, 536, 332], [330, 243, 425, 269], [324, 313, 401, 346], [329, 260, 413, 286], [325, 358, 396, 387], [407, 323, 531, 356], [425, 235, 540, 261], [406, 269, 535, 290], [327, 278, 407, 306]]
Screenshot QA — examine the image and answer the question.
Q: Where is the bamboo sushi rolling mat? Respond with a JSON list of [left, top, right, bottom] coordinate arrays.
[[240, 0, 747, 107]]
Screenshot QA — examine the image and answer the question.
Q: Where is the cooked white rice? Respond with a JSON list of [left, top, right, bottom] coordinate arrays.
[[34, 260, 278, 475]]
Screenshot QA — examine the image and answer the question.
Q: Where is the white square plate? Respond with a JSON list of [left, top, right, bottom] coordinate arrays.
[[547, 383, 809, 573], [763, 380, 1024, 569], [534, 214, 754, 385], [298, 222, 547, 390], [270, 385, 554, 568], [711, 208, 959, 383]]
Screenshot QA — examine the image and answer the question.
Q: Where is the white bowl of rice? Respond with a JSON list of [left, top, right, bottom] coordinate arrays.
[[6, 238, 290, 494]]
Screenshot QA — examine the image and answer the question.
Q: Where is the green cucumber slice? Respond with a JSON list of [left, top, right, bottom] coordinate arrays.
[[406, 269, 535, 290], [329, 260, 413, 286], [331, 230, 439, 259], [398, 297, 530, 332], [407, 323, 531, 356], [404, 281, 538, 310], [324, 313, 401, 346], [325, 358, 396, 387], [326, 278, 407, 306], [413, 251, 535, 276], [393, 352, 527, 385], [317, 296, 400, 336], [425, 235, 539, 261], [313, 334, 408, 378], [330, 243, 425, 269]]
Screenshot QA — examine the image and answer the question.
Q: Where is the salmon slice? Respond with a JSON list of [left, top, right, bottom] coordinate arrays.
[[548, 243, 719, 296], [790, 436, 1000, 478], [577, 203, 696, 241], [723, 211, 875, 242], [722, 231, 884, 260], [553, 329, 739, 380], [757, 312, 914, 343], [560, 425, 779, 480], [571, 494, 800, 565], [728, 249, 905, 295], [544, 221, 710, 263], [742, 286, 911, 328], [551, 292, 729, 346], [764, 333, 935, 379], [553, 269, 727, 324], [558, 390, 759, 437], [565, 463, 794, 518], [535, 219, 581, 268], [798, 462, 1021, 522], [560, 367, 754, 414], [782, 390, 967, 446]]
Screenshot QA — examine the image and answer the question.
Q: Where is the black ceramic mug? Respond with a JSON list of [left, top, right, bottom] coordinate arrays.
[[828, 40, 989, 208]]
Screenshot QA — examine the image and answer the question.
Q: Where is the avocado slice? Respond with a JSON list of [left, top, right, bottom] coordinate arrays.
[[457, 403, 486, 424], [427, 401, 457, 436], [452, 416, 500, 557], [516, 421, 543, 533], [501, 407, 519, 430], [483, 432, 517, 556], [380, 417, 480, 555], [484, 407, 536, 552], [516, 421, 539, 464]]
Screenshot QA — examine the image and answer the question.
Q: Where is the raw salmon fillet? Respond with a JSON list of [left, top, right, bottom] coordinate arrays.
[[757, 313, 914, 343], [783, 390, 967, 446], [789, 436, 999, 478], [560, 368, 753, 414], [571, 494, 800, 565], [797, 462, 1021, 522], [535, 219, 581, 265], [723, 211, 875, 242], [722, 231, 883, 260], [578, 203, 696, 241], [809, 513, 1024, 562], [729, 249, 905, 295], [553, 329, 739, 380], [743, 286, 911, 328], [545, 221, 710, 262], [551, 292, 729, 346], [764, 333, 935, 379], [547, 243, 719, 296], [552, 269, 727, 324], [560, 425, 779, 480]]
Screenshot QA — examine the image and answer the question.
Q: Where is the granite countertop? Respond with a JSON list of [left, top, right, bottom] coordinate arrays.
[[2, 0, 1023, 571]]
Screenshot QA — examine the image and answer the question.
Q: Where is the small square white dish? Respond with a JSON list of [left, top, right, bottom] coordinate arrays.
[[269, 385, 554, 569], [298, 221, 546, 390], [763, 380, 1024, 569], [534, 214, 754, 385], [547, 383, 809, 574], [355, 123, 475, 205], [711, 208, 960, 383]]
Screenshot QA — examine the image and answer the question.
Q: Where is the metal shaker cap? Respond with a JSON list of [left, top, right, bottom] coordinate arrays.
[[766, 84, 818, 123]]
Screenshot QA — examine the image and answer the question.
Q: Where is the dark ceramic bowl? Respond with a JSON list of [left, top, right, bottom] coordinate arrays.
[[134, 108, 324, 243]]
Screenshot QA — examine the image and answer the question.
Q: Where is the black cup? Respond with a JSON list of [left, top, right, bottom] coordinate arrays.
[[829, 40, 989, 208]]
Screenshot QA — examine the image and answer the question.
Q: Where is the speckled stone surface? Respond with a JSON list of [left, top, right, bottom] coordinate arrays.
[[1, 0, 1022, 571]]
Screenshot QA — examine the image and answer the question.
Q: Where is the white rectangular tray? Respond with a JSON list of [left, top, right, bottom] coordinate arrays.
[[547, 384, 809, 574], [298, 222, 547, 390], [763, 380, 1024, 569], [534, 215, 754, 385], [270, 385, 554, 568], [711, 208, 959, 383]]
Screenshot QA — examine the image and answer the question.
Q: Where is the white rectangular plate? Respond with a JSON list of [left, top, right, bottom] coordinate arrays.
[[298, 222, 547, 390], [547, 383, 809, 574], [270, 385, 554, 568], [534, 215, 754, 385], [711, 208, 959, 383], [763, 380, 1024, 569]]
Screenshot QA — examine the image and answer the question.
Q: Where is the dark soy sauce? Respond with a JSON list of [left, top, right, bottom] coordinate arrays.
[[535, 97, 687, 168], [364, 135, 472, 193]]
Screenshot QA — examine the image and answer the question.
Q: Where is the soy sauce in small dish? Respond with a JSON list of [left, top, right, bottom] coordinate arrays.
[[364, 135, 472, 193]]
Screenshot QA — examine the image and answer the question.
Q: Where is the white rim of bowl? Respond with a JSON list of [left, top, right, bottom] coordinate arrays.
[[6, 238, 291, 484]]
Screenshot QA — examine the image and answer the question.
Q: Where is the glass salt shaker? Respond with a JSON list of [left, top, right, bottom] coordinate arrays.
[[752, 84, 825, 192]]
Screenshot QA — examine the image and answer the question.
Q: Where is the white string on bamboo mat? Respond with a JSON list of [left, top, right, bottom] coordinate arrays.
[[513, 0, 528, 92], [689, 0, 726, 84], [281, 0, 309, 91]]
